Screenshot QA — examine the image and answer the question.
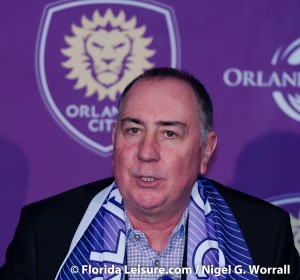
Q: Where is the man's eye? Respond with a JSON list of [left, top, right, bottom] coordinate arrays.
[[165, 131, 176, 138], [127, 128, 140, 134]]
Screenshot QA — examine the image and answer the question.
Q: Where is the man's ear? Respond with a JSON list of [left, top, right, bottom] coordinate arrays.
[[111, 123, 117, 167], [200, 131, 217, 174], [112, 122, 117, 145]]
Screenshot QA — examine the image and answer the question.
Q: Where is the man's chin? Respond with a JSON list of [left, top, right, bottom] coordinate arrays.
[[136, 194, 160, 209], [127, 195, 165, 215]]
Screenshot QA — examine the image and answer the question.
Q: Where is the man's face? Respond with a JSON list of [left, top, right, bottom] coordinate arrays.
[[113, 78, 216, 219]]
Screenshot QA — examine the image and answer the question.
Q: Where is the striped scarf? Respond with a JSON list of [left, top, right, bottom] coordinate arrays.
[[56, 176, 258, 280]]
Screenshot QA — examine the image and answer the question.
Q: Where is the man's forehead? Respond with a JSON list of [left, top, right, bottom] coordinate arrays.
[[117, 78, 200, 131], [121, 116, 188, 128], [130, 76, 192, 91], [121, 77, 196, 107]]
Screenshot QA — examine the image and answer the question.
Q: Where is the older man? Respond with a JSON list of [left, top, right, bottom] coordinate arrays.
[[1, 68, 299, 280]]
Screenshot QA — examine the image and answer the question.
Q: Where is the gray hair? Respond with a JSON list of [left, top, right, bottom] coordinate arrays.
[[118, 67, 213, 143]]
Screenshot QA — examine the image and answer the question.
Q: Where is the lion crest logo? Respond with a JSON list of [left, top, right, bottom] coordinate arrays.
[[36, 0, 179, 155], [61, 8, 155, 101], [290, 210, 300, 255]]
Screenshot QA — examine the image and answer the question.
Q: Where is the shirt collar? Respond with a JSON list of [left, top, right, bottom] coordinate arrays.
[[125, 206, 189, 241]]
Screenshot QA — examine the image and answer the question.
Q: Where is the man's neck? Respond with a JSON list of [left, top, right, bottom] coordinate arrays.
[[125, 209, 186, 254]]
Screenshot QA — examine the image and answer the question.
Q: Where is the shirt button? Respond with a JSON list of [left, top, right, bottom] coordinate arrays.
[[154, 259, 160, 267], [134, 233, 141, 241]]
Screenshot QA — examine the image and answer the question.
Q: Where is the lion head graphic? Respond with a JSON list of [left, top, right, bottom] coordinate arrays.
[[290, 210, 300, 255], [61, 9, 155, 101]]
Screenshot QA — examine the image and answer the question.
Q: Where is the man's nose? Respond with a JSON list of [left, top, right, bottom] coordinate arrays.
[[137, 134, 160, 162]]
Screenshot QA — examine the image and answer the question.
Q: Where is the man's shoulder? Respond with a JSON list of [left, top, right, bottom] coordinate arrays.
[[209, 178, 287, 219], [206, 179, 299, 277], [208, 178, 292, 266], [0, 178, 115, 279]]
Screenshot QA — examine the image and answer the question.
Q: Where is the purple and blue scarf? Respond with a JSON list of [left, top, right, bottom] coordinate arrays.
[[56, 177, 258, 280]]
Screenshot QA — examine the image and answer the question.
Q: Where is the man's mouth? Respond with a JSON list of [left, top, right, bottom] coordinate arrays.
[[141, 176, 154, 182]]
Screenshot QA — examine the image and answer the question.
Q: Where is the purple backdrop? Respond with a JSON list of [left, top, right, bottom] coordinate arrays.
[[1, 0, 300, 265]]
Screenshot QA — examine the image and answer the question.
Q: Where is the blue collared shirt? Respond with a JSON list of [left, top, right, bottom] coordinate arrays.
[[125, 208, 188, 279]]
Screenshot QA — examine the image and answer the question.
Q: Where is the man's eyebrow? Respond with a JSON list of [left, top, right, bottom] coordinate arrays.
[[121, 117, 145, 125], [156, 121, 186, 128], [120, 118, 186, 128]]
